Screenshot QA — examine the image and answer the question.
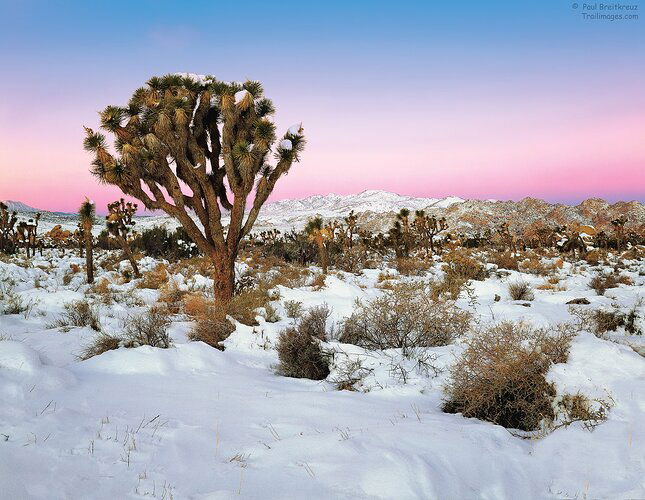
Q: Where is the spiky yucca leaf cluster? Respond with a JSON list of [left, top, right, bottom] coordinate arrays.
[[84, 73, 305, 260], [79, 198, 96, 227], [106, 198, 137, 238]]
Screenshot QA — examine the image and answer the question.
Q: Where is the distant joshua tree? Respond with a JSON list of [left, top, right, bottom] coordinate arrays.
[[106, 199, 140, 278], [611, 215, 627, 252], [305, 217, 332, 274], [413, 210, 447, 257], [79, 198, 95, 284], [83, 74, 305, 309], [0, 202, 18, 254]]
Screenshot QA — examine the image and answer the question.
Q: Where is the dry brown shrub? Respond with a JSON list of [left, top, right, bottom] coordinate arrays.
[[277, 326, 330, 380], [339, 283, 471, 353], [137, 263, 168, 289], [588, 272, 630, 295], [122, 306, 172, 348], [489, 251, 519, 271], [79, 333, 121, 360], [188, 313, 234, 349], [183, 293, 210, 318], [507, 280, 535, 301], [442, 249, 487, 281], [296, 304, 331, 341], [442, 322, 573, 431], [311, 273, 327, 290], [377, 271, 398, 283], [270, 264, 310, 288], [395, 257, 432, 276], [157, 280, 187, 314], [228, 285, 273, 326], [556, 393, 611, 430], [50, 300, 101, 331], [284, 300, 304, 320]]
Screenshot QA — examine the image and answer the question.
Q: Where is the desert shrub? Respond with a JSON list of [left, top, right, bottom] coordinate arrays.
[[262, 303, 281, 323], [297, 304, 331, 341], [331, 358, 372, 391], [123, 307, 172, 348], [490, 251, 519, 271], [588, 272, 631, 295], [555, 393, 612, 431], [0, 286, 29, 316], [187, 307, 234, 349], [395, 257, 432, 276], [339, 283, 471, 353], [50, 300, 101, 331], [137, 263, 168, 290], [79, 333, 121, 360], [276, 326, 330, 380], [131, 226, 200, 261], [334, 247, 368, 274], [579, 304, 643, 337], [442, 249, 488, 281], [507, 280, 535, 301], [228, 284, 273, 326], [183, 293, 209, 318], [442, 322, 570, 431], [284, 300, 304, 320], [157, 280, 187, 314]]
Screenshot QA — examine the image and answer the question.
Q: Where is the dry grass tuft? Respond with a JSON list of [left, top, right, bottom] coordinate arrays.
[[508, 280, 535, 301], [50, 300, 101, 331]]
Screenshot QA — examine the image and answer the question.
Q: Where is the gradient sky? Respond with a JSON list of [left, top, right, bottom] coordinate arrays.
[[0, 0, 643, 213]]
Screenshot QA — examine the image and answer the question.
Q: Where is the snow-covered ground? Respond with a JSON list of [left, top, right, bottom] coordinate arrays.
[[0, 250, 644, 499]]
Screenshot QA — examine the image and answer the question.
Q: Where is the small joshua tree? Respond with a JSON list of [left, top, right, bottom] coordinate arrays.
[[611, 215, 627, 252], [83, 74, 305, 309], [79, 198, 95, 284], [106, 198, 140, 277], [305, 217, 332, 274], [0, 203, 18, 254], [413, 210, 447, 258], [344, 210, 358, 249]]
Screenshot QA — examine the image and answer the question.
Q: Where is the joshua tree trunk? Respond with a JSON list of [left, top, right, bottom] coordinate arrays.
[[316, 242, 328, 274], [213, 252, 235, 306], [85, 234, 94, 284], [118, 235, 140, 278]]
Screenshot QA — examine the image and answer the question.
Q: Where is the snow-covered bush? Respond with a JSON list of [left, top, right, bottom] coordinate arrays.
[[339, 283, 471, 353], [442, 322, 575, 431]]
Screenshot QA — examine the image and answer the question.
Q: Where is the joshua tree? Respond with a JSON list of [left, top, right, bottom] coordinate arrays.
[[83, 74, 305, 307], [0, 203, 18, 254], [79, 199, 96, 284], [305, 217, 332, 274], [344, 210, 358, 248], [106, 198, 140, 277], [413, 210, 447, 258], [611, 215, 627, 252]]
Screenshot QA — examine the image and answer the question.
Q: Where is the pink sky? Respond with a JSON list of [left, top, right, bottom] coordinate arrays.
[[1, 79, 643, 214]]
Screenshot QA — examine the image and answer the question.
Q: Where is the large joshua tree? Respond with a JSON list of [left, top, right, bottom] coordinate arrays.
[[83, 74, 305, 306], [79, 198, 96, 284]]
